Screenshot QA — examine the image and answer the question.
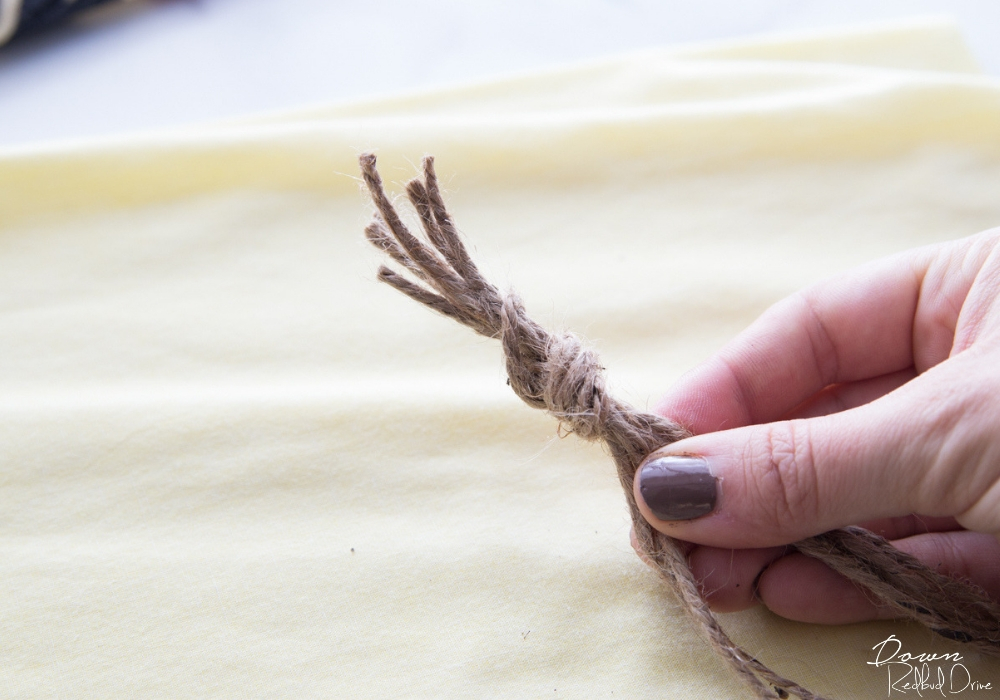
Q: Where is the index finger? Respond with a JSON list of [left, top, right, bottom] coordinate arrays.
[[657, 248, 932, 434]]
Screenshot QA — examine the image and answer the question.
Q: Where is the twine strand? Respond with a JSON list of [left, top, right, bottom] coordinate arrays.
[[359, 153, 1000, 699]]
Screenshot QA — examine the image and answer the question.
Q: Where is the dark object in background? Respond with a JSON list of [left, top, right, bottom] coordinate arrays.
[[1, 0, 120, 46]]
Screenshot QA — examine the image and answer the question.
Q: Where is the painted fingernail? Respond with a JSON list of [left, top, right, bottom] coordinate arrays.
[[638, 455, 716, 521]]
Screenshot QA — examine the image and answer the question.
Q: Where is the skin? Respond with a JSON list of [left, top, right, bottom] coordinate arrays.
[[631, 228, 1000, 624]]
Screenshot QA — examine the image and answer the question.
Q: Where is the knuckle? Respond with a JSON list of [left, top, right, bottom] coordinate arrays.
[[915, 363, 1000, 519], [752, 422, 820, 530]]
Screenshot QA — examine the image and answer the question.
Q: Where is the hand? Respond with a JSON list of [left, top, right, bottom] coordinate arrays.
[[632, 228, 1000, 624]]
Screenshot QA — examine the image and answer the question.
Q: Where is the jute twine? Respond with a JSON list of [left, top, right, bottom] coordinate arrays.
[[359, 153, 1000, 699]]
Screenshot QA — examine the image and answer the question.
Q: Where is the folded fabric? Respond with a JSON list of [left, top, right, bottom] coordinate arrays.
[[1, 17, 999, 698]]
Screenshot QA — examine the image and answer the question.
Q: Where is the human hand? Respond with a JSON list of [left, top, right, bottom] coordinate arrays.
[[632, 228, 1000, 624]]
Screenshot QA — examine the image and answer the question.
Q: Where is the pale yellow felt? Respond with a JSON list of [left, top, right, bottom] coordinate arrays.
[[2, 16, 999, 699]]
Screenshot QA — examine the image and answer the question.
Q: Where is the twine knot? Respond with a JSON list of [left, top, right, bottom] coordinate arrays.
[[500, 295, 610, 440]]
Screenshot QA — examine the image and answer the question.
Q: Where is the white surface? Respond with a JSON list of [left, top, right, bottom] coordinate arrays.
[[0, 0, 999, 148]]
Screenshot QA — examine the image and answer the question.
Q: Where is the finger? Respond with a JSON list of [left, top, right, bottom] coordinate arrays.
[[655, 251, 930, 434], [756, 553, 889, 624], [630, 533, 788, 614], [782, 368, 916, 420], [687, 545, 787, 613], [686, 523, 974, 620], [892, 530, 1000, 601], [949, 227, 1000, 354], [856, 515, 962, 541], [757, 530, 1000, 624], [635, 354, 1000, 548]]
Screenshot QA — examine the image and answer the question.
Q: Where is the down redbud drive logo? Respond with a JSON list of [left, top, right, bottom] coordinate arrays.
[[868, 634, 993, 696]]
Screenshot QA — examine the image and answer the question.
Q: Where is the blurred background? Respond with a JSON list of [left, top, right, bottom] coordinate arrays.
[[0, 0, 998, 149]]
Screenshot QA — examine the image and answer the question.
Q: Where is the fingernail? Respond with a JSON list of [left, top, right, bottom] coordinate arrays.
[[638, 455, 717, 521]]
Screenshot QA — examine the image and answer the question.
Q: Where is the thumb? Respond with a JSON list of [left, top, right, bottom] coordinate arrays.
[[633, 362, 994, 548]]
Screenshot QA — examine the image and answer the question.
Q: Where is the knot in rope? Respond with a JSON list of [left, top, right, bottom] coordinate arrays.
[[500, 295, 609, 440]]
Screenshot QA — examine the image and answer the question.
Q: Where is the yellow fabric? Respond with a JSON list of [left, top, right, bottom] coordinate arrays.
[[2, 16, 999, 698]]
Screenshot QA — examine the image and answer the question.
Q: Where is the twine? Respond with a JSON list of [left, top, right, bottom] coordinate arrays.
[[359, 153, 1000, 699]]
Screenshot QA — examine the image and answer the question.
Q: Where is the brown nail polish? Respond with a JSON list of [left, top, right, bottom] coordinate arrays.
[[639, 455, 716, 521]]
